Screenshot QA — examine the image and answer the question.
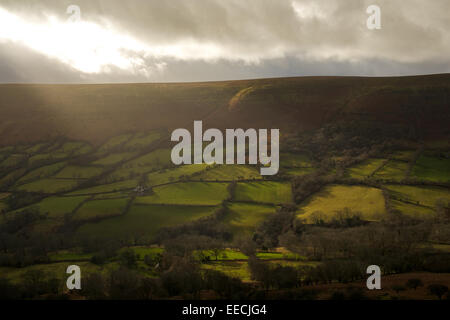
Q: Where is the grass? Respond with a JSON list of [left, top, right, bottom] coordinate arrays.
[[0, 168, 26, 187], [16, 161, 67, 184], [385, 185, 449, 208], [198, 249, 249, 261], [412, 154, 450, 182], [0, 154, 26, 168], [53, 165, 104, 179], [146, 164, 209, 186], [0, 262, 116, 284], [48, 250, 93, 262], [125, 148, 171, 167], [201, 261, 251, 281], [346, 158, 386, 179], [91, 152, 138, 166], [77, 204, 217, 240], [28, 153, 68, 167], [390, 200, 435, 219], [297, 184, 386, 223], [196, 165, 261, 181], [280, 153, 313, 168], [124, 132, 161, 149], [127, 247, 164, 260], [373, 160, 408, 181], [391, 151, 416, 161], [57, 142, 89, 154], [135, 182, 229, 206], [99, 134, 133, 152], [234, 181, 292, 204], [223, 203, 276, 234], [285, 167, 316, 176], [73, 198, 129, 221], [16, 178, 80, 193], [68, 179, 139, 195], [108, 148, 172, 180], [27, 196, 89, 218]]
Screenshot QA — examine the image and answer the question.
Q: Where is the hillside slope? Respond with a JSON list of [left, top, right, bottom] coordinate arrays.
[[0, 74, 449, 145]]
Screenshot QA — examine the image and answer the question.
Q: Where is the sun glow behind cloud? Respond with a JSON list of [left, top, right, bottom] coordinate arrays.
[[0, 7, 236, 77]]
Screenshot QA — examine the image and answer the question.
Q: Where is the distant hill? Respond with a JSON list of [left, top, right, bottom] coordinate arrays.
[[0, 74, 449, 146]]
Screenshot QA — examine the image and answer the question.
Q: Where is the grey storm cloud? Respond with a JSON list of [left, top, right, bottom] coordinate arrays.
[[0, 0, 449, 83]]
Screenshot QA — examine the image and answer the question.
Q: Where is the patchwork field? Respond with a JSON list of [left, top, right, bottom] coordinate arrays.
[[25, 195, 88, 218], [135, 182, 229, 206], [99, 134, 133, 152], [107, 148, 172, 181], [124, 132, 161, 149], [390, 199, 436, 219], [297, 185, 387, 223], [91, 152, 138, 166], [73, 198, 129, 221], [16, 178, 80, 193], [201, 261, 251, 281], [346, 158, 386, 179], [146, 164, 209, 186], [385, 185, 449, 209], [196, 165, 261, 181], [284, 167, 316, 176], [68, 179, 139, 195], [223, 203, 277, 234], [53, 165, 104, 179], [412, 154, 450, 182], [280, 153, 313, 168], [28, 153, 68, 167], [373, 160, 408, 181], [77, 204, 217, 240], [16, 161, 67, 184], [391, 150, 416, 162], [234, 181, 292, 204]]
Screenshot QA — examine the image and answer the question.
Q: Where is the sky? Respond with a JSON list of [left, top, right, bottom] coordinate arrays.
[[0, 0, 449, 83]]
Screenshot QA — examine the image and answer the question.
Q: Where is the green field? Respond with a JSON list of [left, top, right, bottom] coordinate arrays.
[[91, 152, 138, 166], [391, 150, 415, 162], [385, 185, 449, 208], [373, 160, 408, 181], [0, 262, 114, 284], [124, 132, 161, 149], [135, 182, 229, 206], [234, 181, 292, 204], [53, 165, 104, 179], [27, 153, 68, 167], [196, 165, 261, 181], [223, 203, 276, 234], [201, 261, 251, 281], [107, 148, 172, 180], [280, 153, 313, 168], [0, 169, 26, 187], [390, 199, 436, 219], [68, 179, 139, 195], [346, 158, 386, 179], [57, 142, 90, 154], [285, 167, 316, 176], [412, 155, 450, 182], [77, 204, 217, 240], [15, 161, 67, 185], [16, 178, 80, 193], [21, 195, 89, 218], [99, 134, 133, 152], [125, 148, 171, 167], [73, 198, 129, 221], [297, 185, 386, 223], [0, 154, 26, 168], [147, 164, 209, 186]]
